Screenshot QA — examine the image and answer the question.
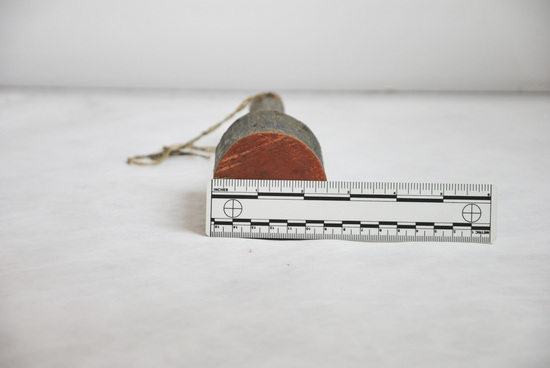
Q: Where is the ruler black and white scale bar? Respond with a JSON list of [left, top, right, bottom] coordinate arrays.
[[206, 180, 497, 243]]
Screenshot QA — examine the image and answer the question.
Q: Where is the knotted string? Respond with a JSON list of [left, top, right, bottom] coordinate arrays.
[[127, 92, 269, 165]]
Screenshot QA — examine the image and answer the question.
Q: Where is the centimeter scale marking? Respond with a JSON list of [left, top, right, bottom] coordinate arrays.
[[206, 180, 497, 243]]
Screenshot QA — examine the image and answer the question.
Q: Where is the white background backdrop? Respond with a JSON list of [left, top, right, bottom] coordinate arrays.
[[1, 0, 549, 91], [1, 2, 550, 368]]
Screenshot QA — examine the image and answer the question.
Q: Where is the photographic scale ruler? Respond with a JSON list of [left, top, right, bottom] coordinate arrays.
[[206, 180, 496, 243]]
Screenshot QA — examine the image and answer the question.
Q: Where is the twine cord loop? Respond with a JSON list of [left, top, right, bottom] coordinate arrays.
[[127, 93, 267, 165]]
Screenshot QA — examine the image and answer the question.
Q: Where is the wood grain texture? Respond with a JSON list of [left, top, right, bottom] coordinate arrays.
[[214, 132, 326, 180], [214, 94, 326, 180], [214, 111, 326, 179]]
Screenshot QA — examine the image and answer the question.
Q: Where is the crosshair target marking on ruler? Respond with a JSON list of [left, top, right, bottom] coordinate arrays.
[[223, 199, 243, 218], [462, 204, 482, 223]]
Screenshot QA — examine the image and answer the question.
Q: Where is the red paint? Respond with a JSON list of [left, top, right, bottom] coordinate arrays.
[[214, 133, 327, 180]]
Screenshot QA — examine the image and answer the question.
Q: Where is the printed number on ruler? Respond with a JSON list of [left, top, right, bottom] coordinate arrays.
[[205, 180, 496, 243]]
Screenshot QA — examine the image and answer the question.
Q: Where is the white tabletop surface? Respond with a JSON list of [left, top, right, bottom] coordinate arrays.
[[1, 89, 549, 368]]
